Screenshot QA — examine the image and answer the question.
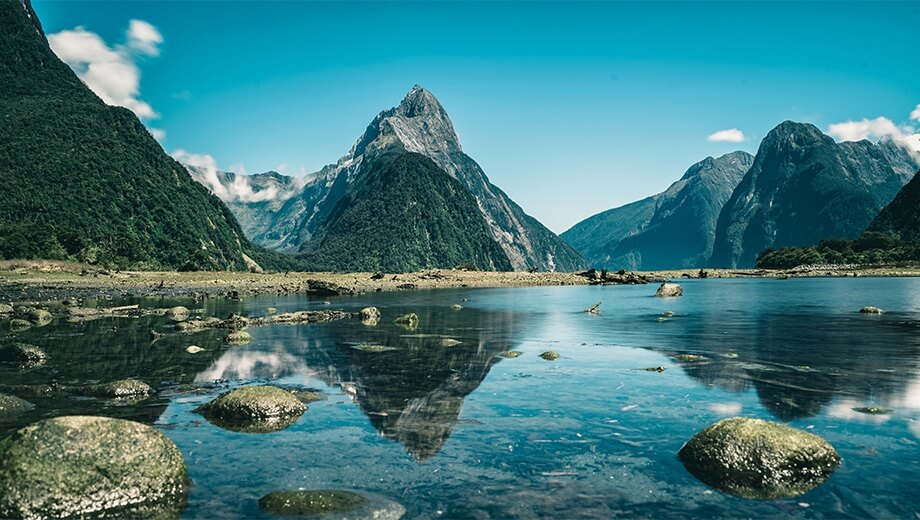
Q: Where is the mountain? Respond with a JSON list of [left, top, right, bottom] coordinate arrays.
[[299, 151, 513, 272], [709, 121, 919, 268], [0, 0, 258, 270], [866, 169, 920, 242], [562, 152, 753, 270], [197, 86, 585, 272]]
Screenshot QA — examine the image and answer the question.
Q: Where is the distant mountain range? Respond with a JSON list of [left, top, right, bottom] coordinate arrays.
[[562, 152, 753, 270], [192, 86, 585, 272], [565, 122, 919, 269], [0, 0, 261, 270]]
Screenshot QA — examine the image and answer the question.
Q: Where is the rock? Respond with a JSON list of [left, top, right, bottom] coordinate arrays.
[[678, 417, 840, 499], [14, 306, 53, 325], [224, 330, 252, 344], [540, 351, 560, 361], [440, 338, 462, 347], [498, 351, 522, 358], [266, 307, 278, 315], [859, 306, 884, 314], [0, 303, 13, 315], [360, 306, 381, 326], [196, 386, 306, 433], [0, 393, 34, 417], [288, 389, 326, 404], [83, 379, 152, 398], [655, 282, 683, 297], [306, 279, 353, 296], [370, 271, 385, 280], [8, 319, 31, 332], [852, 407, 892, 415], [675, 354, 706, 362], [451, 304, 463, 311], [185, 345, 205, 354], [0, 343, 47, 368], [662, 311, 675, 317], [0, 416, 188, 519], [225, 313, 249, 331], [353, 343, 396, 353], [394, 313, 419, 330], [164, 306, 189, 322], [584, 302, 602, 314], [258, 490, 405, 519], [642, 366, 666, 372]]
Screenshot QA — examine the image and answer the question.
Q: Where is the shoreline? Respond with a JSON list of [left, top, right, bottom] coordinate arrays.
[[1, 260, 919, 303]]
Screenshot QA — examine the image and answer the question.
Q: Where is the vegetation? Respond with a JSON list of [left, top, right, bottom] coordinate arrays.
[[299, 151, 513, 272], [0, 1, 262, 271], [755, 233, 920, 269]]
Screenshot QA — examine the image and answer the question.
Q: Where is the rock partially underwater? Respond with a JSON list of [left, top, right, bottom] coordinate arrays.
[[258, 489, 405, 519], [678, 417, 840, 499], [0, 416, 188, 519], [196, 386, 306, 433], [0, 393, 34, 418], [0, 343, 47, 368]]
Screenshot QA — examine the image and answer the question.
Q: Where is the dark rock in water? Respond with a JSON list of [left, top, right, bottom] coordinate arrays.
[[394, 313, 419, 330], [0, 343, 47, 368], [655, 282, 683, 297], [196, 386, 305, 433], [678, 417, 840, 499], [540, 351, 560, 361], [0, 393, 34, 417], [0, 303, 13, 315], [852, 406, 892, 415], [224, 330, 252, 344], [83, 379, 152, 398], [13, 306, 52, 325], [498, 351, 522, 358], [8, 319, 31, 332], [225, 313, 249, 331], [642, 366, 666, 372], [859, 306, 884, 314], [675, 354, 706, 362], [258, 489, 405, 519], [360, 306, 381, 326], [0, 416, 188, 519], [165, 306, 189, 322]]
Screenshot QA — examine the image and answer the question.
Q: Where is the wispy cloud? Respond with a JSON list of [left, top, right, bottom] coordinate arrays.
[[707, 128, 746, 143], [148, 128, 166, 142], [172, 149, 292, 203], [826, 109, 920, 153], [48, 20, 162, 120], [912, 104, 920, 122]]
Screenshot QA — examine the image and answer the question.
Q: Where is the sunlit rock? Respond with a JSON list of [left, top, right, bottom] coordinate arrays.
[[196, 386, 305, 433]]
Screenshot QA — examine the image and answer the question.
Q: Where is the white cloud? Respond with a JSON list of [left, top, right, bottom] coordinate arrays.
[[912, 104, 920, 122], [707, 128, 746, 143], [172, 149, 282, 203], [826, 114, 920, 154], [48, 20, 162, 120], [276, 163, 290, 174], [709, 402, 742, 415], [148, 128, 166, 142]]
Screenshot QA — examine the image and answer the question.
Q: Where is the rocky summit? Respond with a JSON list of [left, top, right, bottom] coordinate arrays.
[[193, 85, 585, 272], [709, 122, 919, 268], [563, 151, 753, 270]]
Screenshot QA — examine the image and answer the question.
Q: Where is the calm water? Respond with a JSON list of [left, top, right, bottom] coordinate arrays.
[[2, 278, 920, 518]]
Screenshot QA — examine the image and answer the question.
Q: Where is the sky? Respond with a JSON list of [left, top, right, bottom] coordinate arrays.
[[33, 1, 920, 233]]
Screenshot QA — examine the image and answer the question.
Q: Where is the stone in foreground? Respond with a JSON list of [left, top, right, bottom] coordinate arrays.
[[0, 416, 188, 519], [197, 386, 305, 433], [258, 489, 405, 519], [678, 417, 840, 499], [655, 282, 683, 297]]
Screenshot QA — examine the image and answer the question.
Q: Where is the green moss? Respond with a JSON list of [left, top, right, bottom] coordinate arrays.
[[540, 351, 560, 361], [197, 386, 305, 433]]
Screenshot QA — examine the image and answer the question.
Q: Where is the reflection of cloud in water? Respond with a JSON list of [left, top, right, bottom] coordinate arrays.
[[710, 402, 742, 415], [195, 350, 312, 381]]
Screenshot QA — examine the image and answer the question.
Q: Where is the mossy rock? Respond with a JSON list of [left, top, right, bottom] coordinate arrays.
[[83, 379, 153, 398], [224, 330, 252, 344], [9, 319, 31, 332], [498, 351, 522, 358], [393, 313, 418, 330], [14, 306, 53, 325], [655, 283, 683, 297], [0, 343, 47, 368], [540, 351, 560, 361], [0, 393, 34, 418], [258, 489, 405, 519], [0, 416, 188, 519], [359, 307, 381, 321], [859, 306, 884, 314], [266, 307, 278, 315], [0, 303, 13, 315], [197, 386, 305, 433], [164, 306, 189, 322], [678, 417, 840, 499]]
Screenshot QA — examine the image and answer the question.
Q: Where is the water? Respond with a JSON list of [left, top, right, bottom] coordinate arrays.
[[2, 278, 920, 518]]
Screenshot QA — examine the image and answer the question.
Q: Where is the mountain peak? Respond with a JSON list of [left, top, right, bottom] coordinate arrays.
[[763, 120, 830, 147], [396, 84, 442, 117]]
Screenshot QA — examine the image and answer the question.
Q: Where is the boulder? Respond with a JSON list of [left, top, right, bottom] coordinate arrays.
[[9, 319, 31, 332], [678, 417, 840, 499], [393, 313, 419, 330], [224, 330, 252, 344], [258, 490, 405, 519], [83, 379, 152, 398], [0, 303, 13, 315], [14, 306, 53, 325], [0, 416, 188, 519], [859, 306, 884, 314], [655, 282, 683, 297], [0, 343, 47, 368], [196, 386, 305, 433], [0, 393, 34, 418], [360, 306, 381, 326], [498, 351, 522, 358], [540, 351, 560, 361], [164, 306, 189, 322]]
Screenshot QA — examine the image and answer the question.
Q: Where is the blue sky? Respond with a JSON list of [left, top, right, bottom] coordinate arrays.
[[34, 1, 920, 233]]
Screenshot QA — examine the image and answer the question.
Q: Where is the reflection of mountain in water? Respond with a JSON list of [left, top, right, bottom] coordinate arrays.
[[669, 312, 920, 420], [306, 308, 522, 460]]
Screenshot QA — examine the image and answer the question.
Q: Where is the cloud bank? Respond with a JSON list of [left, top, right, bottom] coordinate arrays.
[[707, 128, 746, 143], [172, 149, 298, 203], [48, 19, 162, 120], [826, 107, 920, 154]]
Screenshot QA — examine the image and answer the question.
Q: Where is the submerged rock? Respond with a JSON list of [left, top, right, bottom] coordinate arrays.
[[394, 313, 419, 330], [14, 306, 53, 325], [440, 338, 462, 347], [165, 306, 189, 322], [0, 343, 47, 368], [451, 304, 463, 311], [360, 306, 381, 326], [266, 307, 278, 315], [0, 416, 188, 519], [83, 379, 152, 398], [678, 417, 840, 499], [675, 354, 706, 362], [9, 319, 31, 332], [0, 393, 34, 417], [258, 489, 405, 519], [859, 306, 885, 314], [224, 330, 252, 344], [852, 406, 892, 415], [185, 345, 205, 354], [540, 351, 560, 361], [655, 283, 683, 297], [196, 386, 305, 433], [642, 366, 666, 372], [0, 303, 13, 315]]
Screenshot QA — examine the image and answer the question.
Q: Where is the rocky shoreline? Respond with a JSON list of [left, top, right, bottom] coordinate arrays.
[[0, 261, 918, 303]]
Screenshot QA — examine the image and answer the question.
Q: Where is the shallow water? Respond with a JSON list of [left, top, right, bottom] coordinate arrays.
[[2, 278, 920, 518]]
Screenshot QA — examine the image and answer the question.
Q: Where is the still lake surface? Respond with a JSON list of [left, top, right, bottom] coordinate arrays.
[[2, 278, 920, 518]]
